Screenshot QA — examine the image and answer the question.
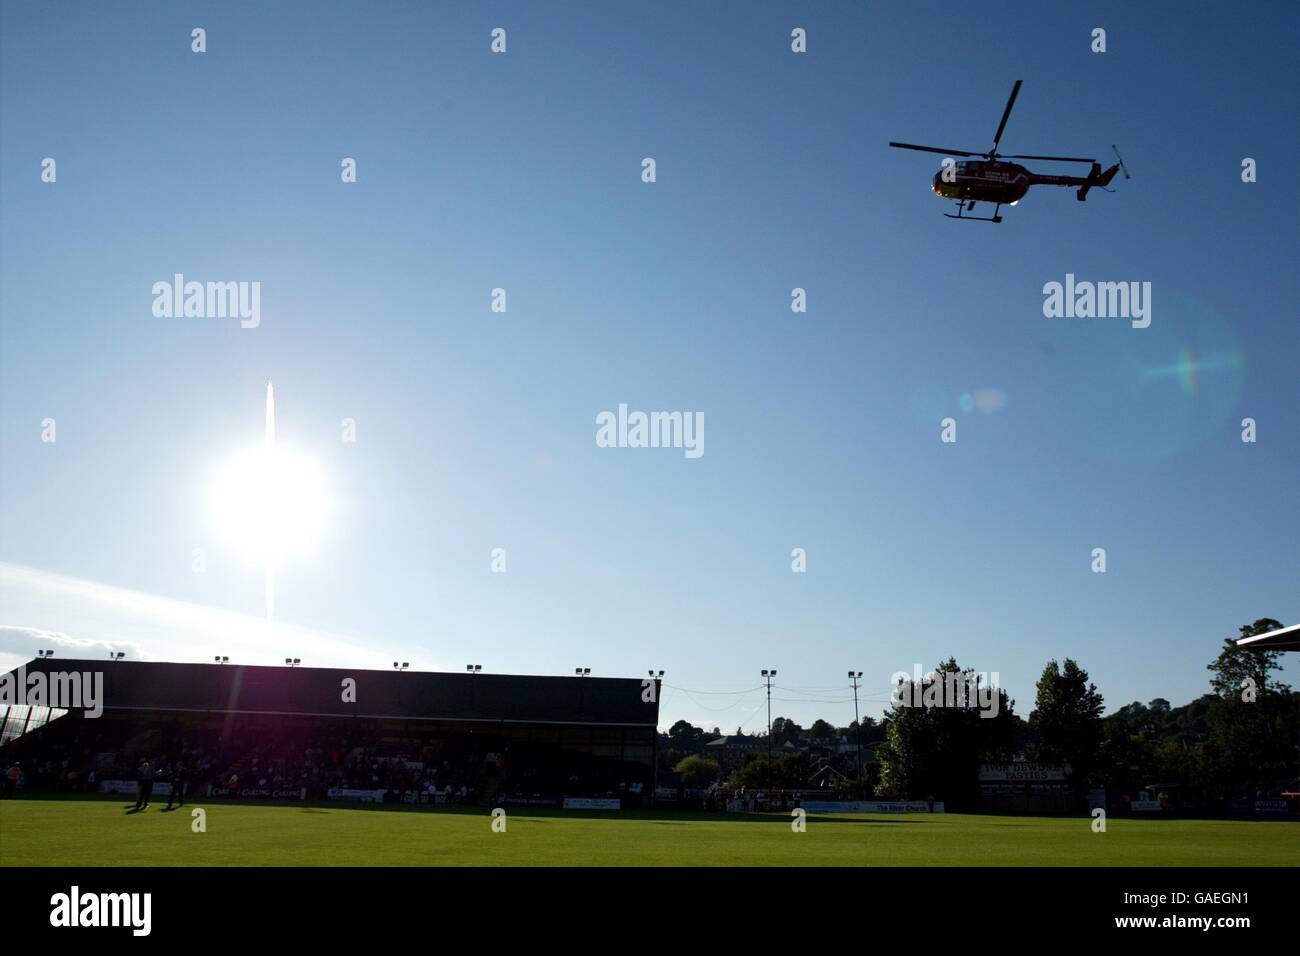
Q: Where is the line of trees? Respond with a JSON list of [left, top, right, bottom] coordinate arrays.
[[661, 619, 1298, 808]]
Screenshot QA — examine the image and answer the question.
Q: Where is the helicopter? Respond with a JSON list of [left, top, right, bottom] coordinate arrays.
[[889, 80, 1129, 222]]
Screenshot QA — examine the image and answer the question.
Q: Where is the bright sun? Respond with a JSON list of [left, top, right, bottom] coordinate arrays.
[[209, 445, 331, 563]]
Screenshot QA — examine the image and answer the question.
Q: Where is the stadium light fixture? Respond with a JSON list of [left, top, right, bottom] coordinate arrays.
[[648, 669, 664, 678], [214, 656, 229, 664], [37, 649, 54, 658], [575, 667, 590, 677], [393, 662, 409, 671]]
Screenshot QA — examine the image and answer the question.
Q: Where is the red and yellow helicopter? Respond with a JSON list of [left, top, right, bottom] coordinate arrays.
[[890, 80, 1129, 222]]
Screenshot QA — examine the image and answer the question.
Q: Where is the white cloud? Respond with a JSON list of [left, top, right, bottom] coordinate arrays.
[[0, 624, 145, 662], [0, 563, 401, 672]]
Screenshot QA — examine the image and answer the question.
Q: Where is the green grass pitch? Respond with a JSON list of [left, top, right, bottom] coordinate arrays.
[[2, 796, 1297, 866]]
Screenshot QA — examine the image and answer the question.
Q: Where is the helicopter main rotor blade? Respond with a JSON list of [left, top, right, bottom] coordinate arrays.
[[889, 142, 980, 157], [990, 79, 1022, 154], [1004, 153, 1097, 163]]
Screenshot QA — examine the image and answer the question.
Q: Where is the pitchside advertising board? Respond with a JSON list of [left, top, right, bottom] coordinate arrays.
[[1231, 799, 1298, 817], [326, 788, 387, 803], [562, 797, 621, 810], [500, 795, 560, 806], [800, 801, 944, 813], [100, 780, 312, 800], [98, 780, 175, 796], [229, 787, 307, 799], [979, 763, 1068, 782]]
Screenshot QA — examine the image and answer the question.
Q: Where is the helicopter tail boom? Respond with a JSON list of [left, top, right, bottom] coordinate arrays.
[[1076, 162, 1120, 201], [1028, 162, 1121, 200]]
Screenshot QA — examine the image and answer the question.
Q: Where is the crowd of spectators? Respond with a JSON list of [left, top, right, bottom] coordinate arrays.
[[2, 715, 652, 806]]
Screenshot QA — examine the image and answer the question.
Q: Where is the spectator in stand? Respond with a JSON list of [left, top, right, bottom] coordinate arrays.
[[3, 761, 20, 798]]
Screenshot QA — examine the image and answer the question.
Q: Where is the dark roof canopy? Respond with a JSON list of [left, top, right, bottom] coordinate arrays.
[[10, 659, 659, 727], [1236, 623, 1300, 652]]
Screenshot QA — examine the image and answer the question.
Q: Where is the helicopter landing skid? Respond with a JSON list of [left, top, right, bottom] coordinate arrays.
[[944, 200, 1003, 223]]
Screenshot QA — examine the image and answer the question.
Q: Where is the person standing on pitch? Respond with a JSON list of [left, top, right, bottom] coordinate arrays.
[[135, 759, 155, 810], [166, 761, 186, 810]]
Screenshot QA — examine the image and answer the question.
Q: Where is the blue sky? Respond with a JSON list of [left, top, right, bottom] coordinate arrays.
[[1, 1, 1296, 732]]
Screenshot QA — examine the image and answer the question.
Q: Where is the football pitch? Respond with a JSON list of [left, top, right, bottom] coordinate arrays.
[[3, 797, 1297, 866]]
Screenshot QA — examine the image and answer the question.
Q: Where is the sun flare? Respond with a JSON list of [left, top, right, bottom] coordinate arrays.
[[208, 445, 331, 564]]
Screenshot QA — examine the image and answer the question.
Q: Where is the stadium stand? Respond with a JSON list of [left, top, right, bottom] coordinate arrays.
[[0, 659, 659, 807]]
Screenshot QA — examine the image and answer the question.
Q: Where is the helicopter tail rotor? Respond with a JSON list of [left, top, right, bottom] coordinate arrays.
[[1111, 145, 1132, 179]]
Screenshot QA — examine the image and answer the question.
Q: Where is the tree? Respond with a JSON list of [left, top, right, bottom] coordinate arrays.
[[674, 755, 721, 788], [809, 719, 836, 741], [1201, 619, 1297, 799], [770, 717, 803, 746], [1096, 719, 1155, 791], [727, 752, 811, 790], [849, 716, 885, 745], [667, 720, 707, 754], [1207, 619, 1287, 698], [1028, 659, 1105, 790], [875, 658, 1018, 808]]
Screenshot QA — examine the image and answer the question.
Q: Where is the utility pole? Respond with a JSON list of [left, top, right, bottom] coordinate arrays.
[[849, 671, 864, 800], [761, 669, 777, 795]]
